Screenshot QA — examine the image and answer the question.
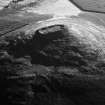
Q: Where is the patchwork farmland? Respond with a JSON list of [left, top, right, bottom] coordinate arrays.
[[71, 0, 105, 13]]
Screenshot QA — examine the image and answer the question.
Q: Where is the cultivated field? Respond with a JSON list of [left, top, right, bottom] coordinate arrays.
[[71, 0, 105, 13]]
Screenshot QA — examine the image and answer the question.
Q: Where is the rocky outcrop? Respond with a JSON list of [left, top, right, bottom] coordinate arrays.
[[2, 19, 105, 74]]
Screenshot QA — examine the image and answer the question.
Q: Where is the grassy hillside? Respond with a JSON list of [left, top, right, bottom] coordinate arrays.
[[1, 18, 105, 105]]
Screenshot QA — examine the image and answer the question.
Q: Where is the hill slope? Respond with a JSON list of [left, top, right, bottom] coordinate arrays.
[[1, 0, 105, 105]]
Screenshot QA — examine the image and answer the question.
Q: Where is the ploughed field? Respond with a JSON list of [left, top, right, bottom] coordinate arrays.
[[71, 0, 105, 13]]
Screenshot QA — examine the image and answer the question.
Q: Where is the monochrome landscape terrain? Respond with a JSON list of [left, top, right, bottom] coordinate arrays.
[[1, 0, 105, 105]]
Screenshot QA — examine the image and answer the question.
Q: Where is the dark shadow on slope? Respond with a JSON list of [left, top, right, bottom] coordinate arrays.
[[1, 21, 105, 105]]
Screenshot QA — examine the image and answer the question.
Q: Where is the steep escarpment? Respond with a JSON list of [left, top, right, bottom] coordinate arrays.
[[1, 18, 105, 105]]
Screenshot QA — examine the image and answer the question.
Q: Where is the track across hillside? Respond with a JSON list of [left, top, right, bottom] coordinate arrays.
[[0, 19, 28, 36]]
